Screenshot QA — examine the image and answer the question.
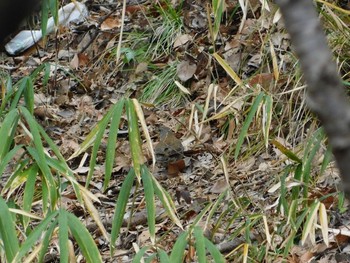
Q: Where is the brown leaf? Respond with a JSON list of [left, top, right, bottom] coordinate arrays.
[[210, 179, 229, 194], [173, 34, 192, 49], [249, 73, 274, 89], [34, 106, 52, 121], [101, 17, 120, 31], [77, 53, 89, 67], [167, 159, 186, 177], [70, 54, 79, 69], [70, 53, 89, 69], [335, 233, 350, 245]]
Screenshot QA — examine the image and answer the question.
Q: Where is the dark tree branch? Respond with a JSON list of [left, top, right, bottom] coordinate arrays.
[[275, 0, 350, 197]]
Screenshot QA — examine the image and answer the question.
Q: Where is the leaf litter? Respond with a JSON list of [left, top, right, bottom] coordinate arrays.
[[1, 0, 349, 261]]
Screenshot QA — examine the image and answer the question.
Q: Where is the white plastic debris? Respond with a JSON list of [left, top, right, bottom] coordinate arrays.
[[5, 2, 88, 55]]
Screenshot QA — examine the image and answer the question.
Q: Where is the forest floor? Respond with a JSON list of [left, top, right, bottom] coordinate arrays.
[[2, 0, 350, 262]]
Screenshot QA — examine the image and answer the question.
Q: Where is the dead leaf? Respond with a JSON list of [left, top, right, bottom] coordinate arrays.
[[135, 62, 148, 74], [173, 34, 192, 49], [77, 53, 89, 67], [177, 60, 197, 82], [34, 106, 52, 120], [101, 17, 120, 31], [167, 159, 186, 177], [210, 179, 229, 194], [69, 53, 89, 69], [70, 54, 79, 69], [249, 73, 274, 89]]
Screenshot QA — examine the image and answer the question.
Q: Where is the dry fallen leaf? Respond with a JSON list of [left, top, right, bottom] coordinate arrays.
[[101, 17, 120, 31], [167, 159, 186, 177], [173, 34, 192, 49], [70, 53, 89, 69], [177, 60, 197, 82], [210, 179, 229, 194]]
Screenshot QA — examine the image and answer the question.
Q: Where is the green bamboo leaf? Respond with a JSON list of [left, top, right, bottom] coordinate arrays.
[[36, 124, 80, 200], [235, 92, 264, 159], [169, 231, 188, 263], [206, 189, 228, 226], [42, 63, 51, 87], [0, 197, 19, 262], [151, 175, 182, 229], [86, 109, 114, 187], [194, 227, 206, 263], [0, 109, 19, 161], [291, 164, 302, 201], [262, 94, 273, 148], [277, 166, 289, 215], [68, 109, 113, 160], [301, 200, 320, 245], [145, 254, 157, 263], [141, 165, 156, 244], [40, 0, 49, 36], [41, 177, 49, 214], [59, 209, 69, 263], [20, 106, 57, 207], [67, 212, 102, 263], [3, 163, 29, 198], [10, 79, 27, 111], [126, 99, 144, 180], [104, 100, 125, 191], [132, 99, 156, 168], [287, 200, 298, 227], [0, 75, 13, 114], [13, 210, 59, 262], [45, 155, 83, 204], [158, 249, 170, 263], [295, 208, 310, 229], [212, 0, 224, 41], [271, 139, 302, 163], [302, 129, 323, 198], [132, 246, 149, 263], [23, 164, 39, 230], [111, 169, 136, 251], [320, 144, 332, 176], [28, 63, 45, 81], [49, 0, 59, 30], [37, 123, 69, 163], [23, 77, 34, 114], [37, 217, 58, 263], [26, 147, 57, 212], [66, 213, 102, 263], [204, 237, 225, 263], [0, 145, 23, 179], [283, 231, 296, 257]]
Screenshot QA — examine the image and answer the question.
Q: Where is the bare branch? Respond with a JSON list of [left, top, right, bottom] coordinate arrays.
[[276, 0, 350, 197]]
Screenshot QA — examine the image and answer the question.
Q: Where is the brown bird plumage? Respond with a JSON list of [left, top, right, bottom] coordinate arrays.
[[155, 126, 184, 165]]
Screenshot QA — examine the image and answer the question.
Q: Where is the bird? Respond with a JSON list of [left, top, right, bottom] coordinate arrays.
[[155, 126, 184, 165]]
